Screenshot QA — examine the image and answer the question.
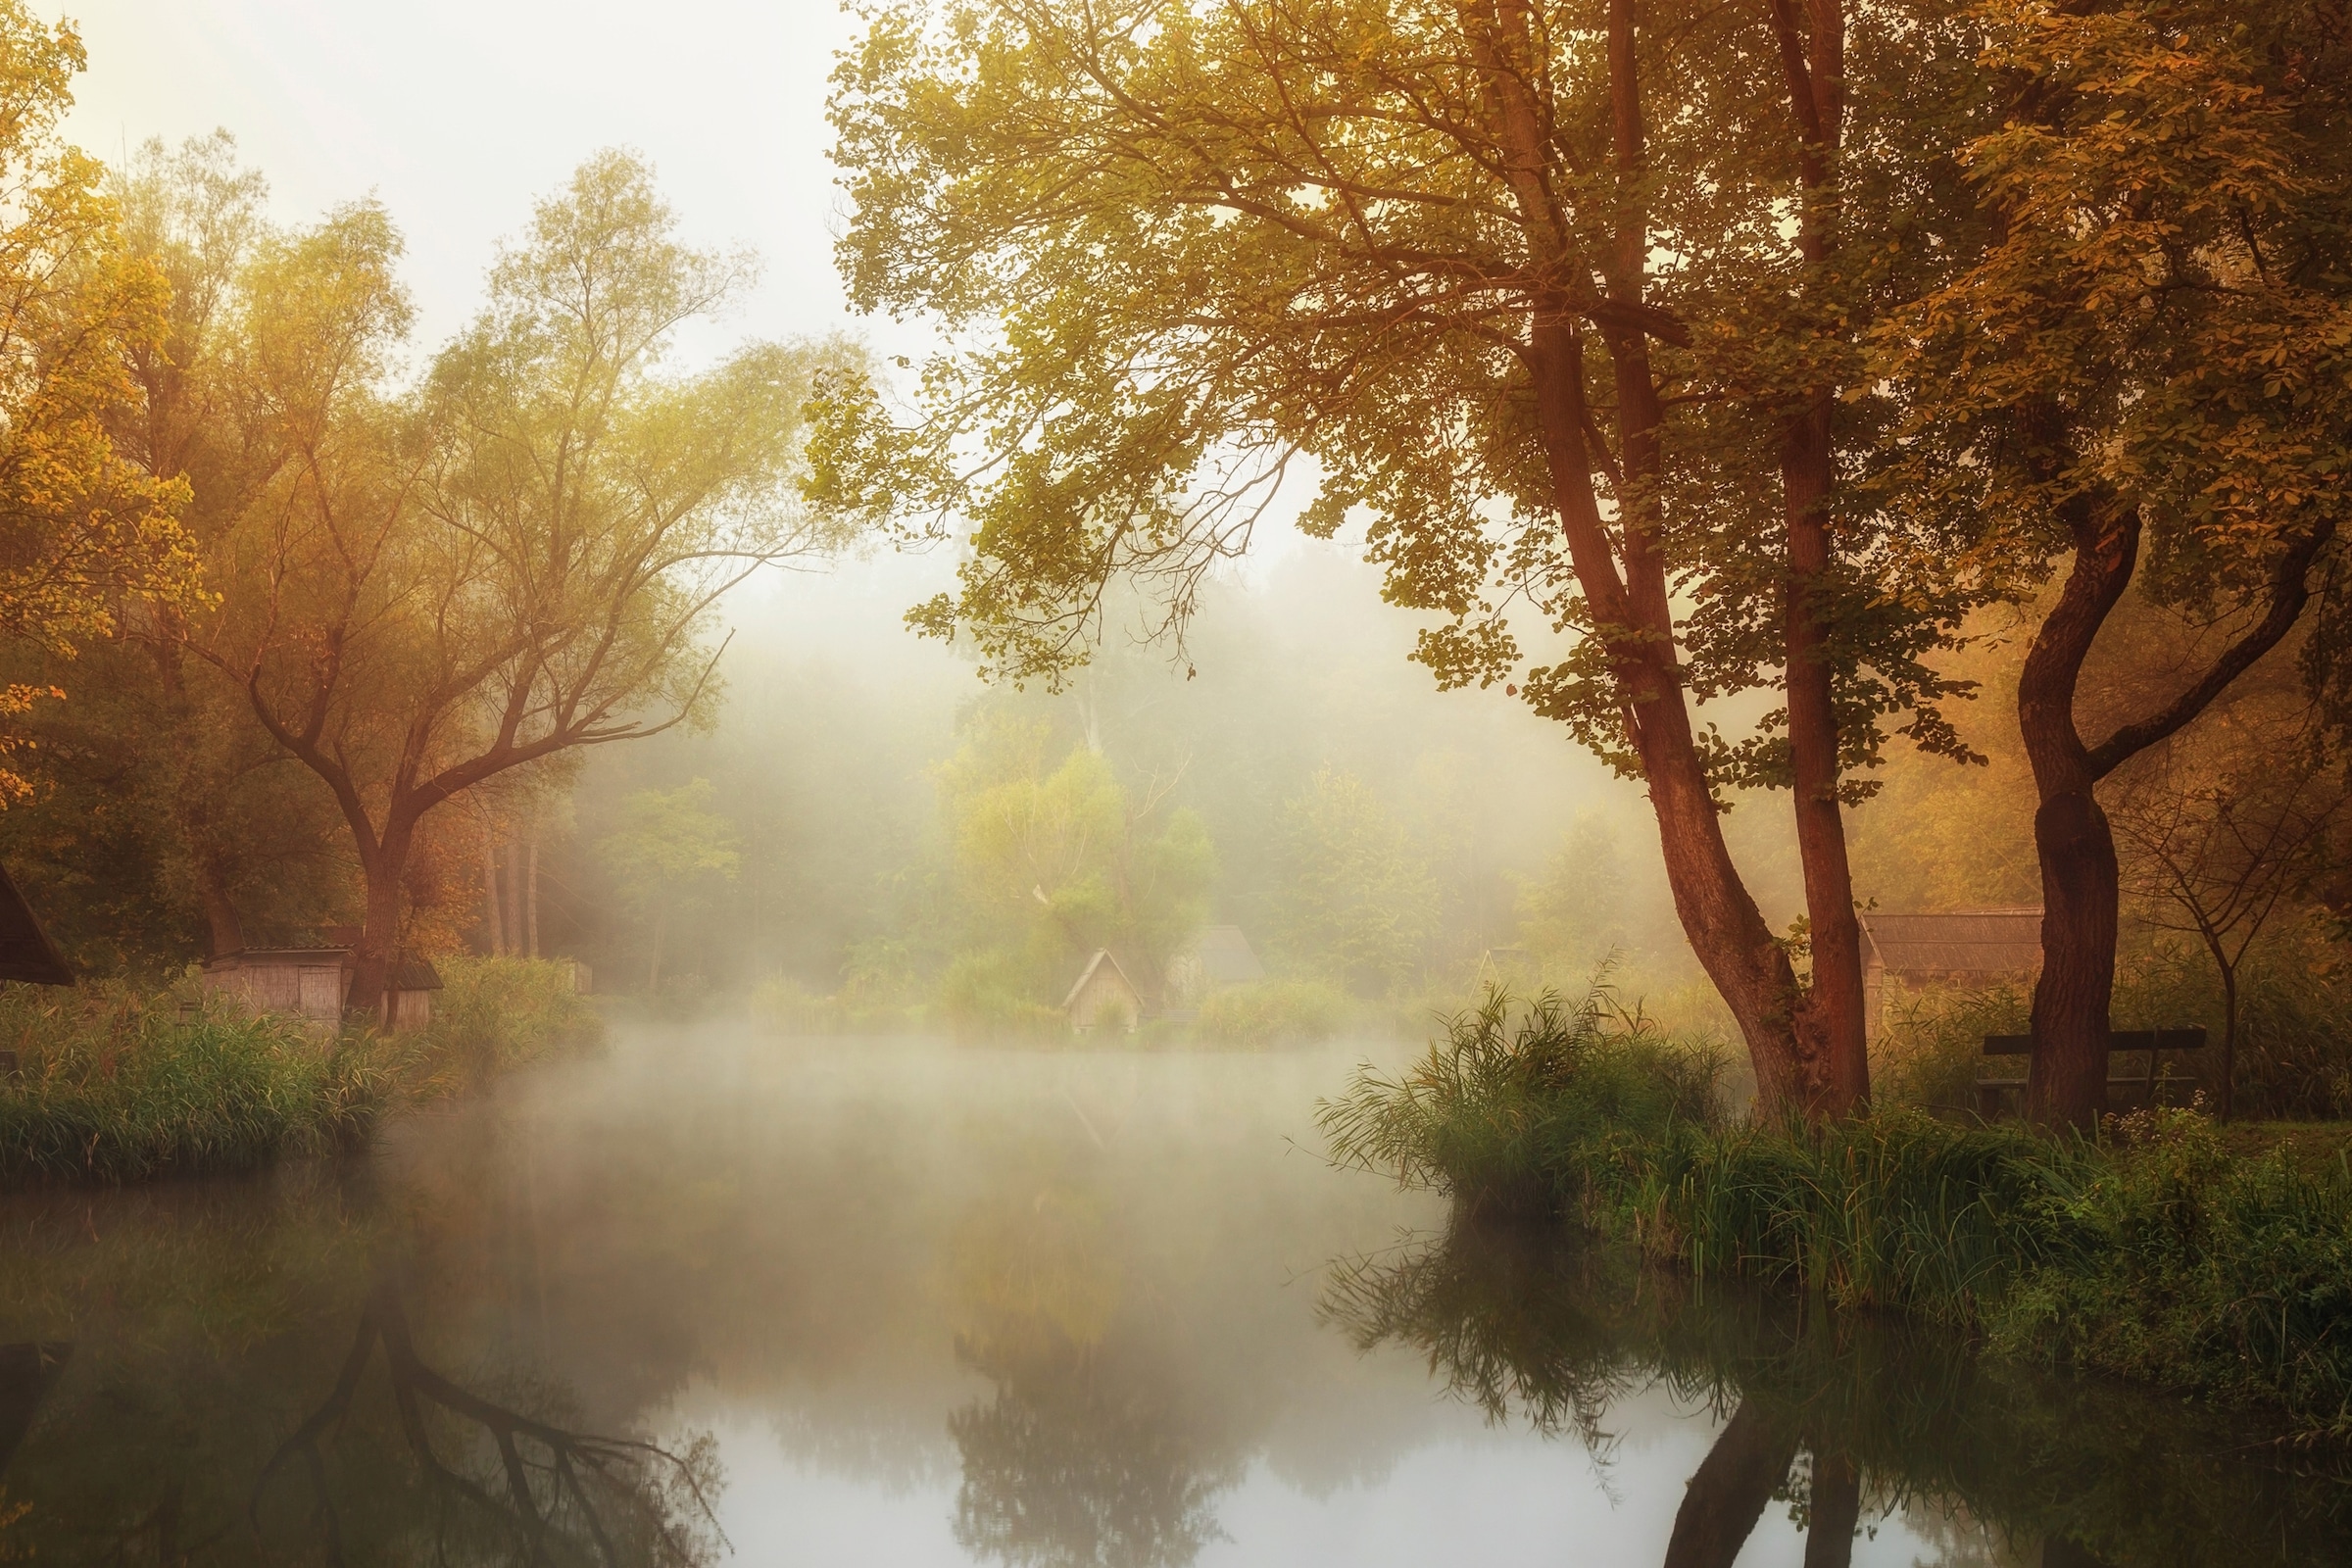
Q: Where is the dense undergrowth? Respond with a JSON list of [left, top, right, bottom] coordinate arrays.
[[0, 956, 602, 1183], [1321, 985, 2352, 1440]]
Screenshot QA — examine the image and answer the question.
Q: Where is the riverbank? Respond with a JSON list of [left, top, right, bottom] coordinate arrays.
[[1320, 987, 2352, 1441], [0, 957, 602, 1183]]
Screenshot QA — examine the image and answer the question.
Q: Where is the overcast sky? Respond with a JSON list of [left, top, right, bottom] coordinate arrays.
[[58, 0, 865, 354]]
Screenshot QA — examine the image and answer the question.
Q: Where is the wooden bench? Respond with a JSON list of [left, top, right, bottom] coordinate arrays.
[[1977, 1029, 2209, 1119]]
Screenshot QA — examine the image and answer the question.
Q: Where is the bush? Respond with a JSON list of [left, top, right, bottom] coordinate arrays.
[[418, 956, 603, 1088], [1194, 979, 1348, 1048], [0, 977, 396, 1182], [1320, 985, 1727, 1214], [1874, 983, 2030, 1113], [1323, 980, 2352, 1438], [939, 952, 1065, 1039]]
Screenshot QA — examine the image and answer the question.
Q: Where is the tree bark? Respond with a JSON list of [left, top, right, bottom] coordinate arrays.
[[197, 872, 246, 961], [504, 839, 523, 962], [526, 836, 540, 959]]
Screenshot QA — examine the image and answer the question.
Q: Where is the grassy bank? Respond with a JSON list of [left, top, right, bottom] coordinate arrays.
[[1321, 985, 2352, 1439], [0, 957, 602, 1184]]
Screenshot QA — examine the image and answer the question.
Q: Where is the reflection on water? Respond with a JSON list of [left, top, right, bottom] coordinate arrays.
[[0, 1028, 2342, 1565]]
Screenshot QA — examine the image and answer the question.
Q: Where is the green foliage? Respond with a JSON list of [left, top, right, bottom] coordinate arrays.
[[939, 951, 1065, 1040], [0, 958, 596, 1183], [1325, 982, 2352, 1436], [0, 978, 391, 1182], [416, 956, 603, 1087], [1320, 985, 1728, 1215], [1191, 980, 1347, 1050], [1269, 768, 1434, 996], [600, 778, 740, 991]]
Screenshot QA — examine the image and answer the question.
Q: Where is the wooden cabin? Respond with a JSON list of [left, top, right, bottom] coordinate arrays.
[[1161, 926, 1264, 1010], [1062, 950, 1145, 1034], [202, 947, 446, 1032], [1858, 908, 2042, 1040]]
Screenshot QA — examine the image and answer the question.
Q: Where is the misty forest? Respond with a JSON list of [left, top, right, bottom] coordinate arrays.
[[0, 0, 2349, 1563]]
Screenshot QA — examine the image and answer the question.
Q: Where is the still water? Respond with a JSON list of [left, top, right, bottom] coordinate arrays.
[[0, 1026, 2345, 1565]]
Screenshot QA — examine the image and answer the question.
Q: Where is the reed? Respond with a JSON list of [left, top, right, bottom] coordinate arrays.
[[1322, 983, 2352, 1438], [0, 958, 602, 1184]]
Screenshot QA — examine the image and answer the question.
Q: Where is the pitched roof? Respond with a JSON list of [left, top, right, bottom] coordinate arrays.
[[1177, 925, 1265, 986], [0, 861, 71, 986], [1061, 949, 1141, 1011], [1860, 908, 2043, 978]]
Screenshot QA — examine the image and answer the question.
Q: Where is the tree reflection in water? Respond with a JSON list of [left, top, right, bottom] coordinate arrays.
[[944, 1176, 1241, 1568], [1323, 1218, 2352, 1568], [254, 1279, 725, 1567]]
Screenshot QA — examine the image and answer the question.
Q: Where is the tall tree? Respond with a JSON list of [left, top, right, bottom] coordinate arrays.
[[196, 154, 852, 1018], [0, 6, 200, 801], [817, 0, 1990, 1114], [1879, 0, 2352, 1124]]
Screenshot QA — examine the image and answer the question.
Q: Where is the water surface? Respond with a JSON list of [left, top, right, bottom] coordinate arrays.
[[0, 1026, 2343, 1564]]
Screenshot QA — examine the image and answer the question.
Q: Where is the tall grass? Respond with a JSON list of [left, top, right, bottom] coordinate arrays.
[[0, 957, 602, 1185], [0, 979, 393, 1182], [1323, 982, 2352, 1438]]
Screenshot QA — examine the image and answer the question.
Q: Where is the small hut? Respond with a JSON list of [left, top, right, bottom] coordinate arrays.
[[202, 948, 350, 1023], [1063, 950, 1145, 1034], [1161, 926, 1264, 1010], [201, 946, 446, 1032], [1858, 907, 2042, 1039], [385, 954, 445, 1033]]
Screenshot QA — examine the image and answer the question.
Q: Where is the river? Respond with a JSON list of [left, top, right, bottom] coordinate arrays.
[[0, 1024, 2343, 1564]]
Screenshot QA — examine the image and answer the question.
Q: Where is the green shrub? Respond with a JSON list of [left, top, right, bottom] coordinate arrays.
[[418, 956, 603, 1088], [939, 952, 1064, 1039], [1874, 983, 2030, 1113], [0, 978, 396, 1182], [1323, 980, 2352, 1438], [1195, 979, 1349, 1049], [1320, 985, 1727, 1214]]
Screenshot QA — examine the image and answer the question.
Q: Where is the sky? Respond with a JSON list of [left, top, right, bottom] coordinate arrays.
[[58, 0, 866, 354]]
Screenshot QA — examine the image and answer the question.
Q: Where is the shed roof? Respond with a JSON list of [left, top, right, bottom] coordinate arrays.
[[203, 947, 444, 992], [1061, 949, 1142, 1011], [1177, 925, 1265, 987], [0, 861, 71, 986], [1860, 908, 2042, 978]]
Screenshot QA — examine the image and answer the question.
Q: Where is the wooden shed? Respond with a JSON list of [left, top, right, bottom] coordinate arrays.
[[1859, 907, 2043, 1039], [1062, 950, 1145, 1034], [1161, 925, 1265, 1008], [202, 948, 351, 1023], [202, 947, 446, 1032]]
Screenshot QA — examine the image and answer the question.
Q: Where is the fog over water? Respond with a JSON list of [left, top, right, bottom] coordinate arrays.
[[2, 1026, 2342, 1564]]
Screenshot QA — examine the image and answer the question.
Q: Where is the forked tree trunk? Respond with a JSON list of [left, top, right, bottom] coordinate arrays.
[[1774, 0, 1870, 1113]]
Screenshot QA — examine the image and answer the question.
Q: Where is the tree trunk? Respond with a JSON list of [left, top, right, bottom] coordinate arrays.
[[197, 871, 245, 961], [1786, 402, 1870, 1115], [504, 839, 523, 962], [2018, 490, 2138, 1129], [526, 836, 540, 959], [483, 841, 505, 956], [2217, 957, 2238, 1120], [348, 819, 416, 1028], [1664, 1402, 1796, 1568]]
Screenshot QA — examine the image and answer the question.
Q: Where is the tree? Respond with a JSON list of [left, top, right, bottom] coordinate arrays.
[[1269, 768, 1434, 995], [599, 778, 741, 992], [2110, 699, 2343, 1119], [195, 153, 852, 1019], [1877, 1, 2352, 1124], [0, 6, 201, 801], [817, 0, 1997, 1114]]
